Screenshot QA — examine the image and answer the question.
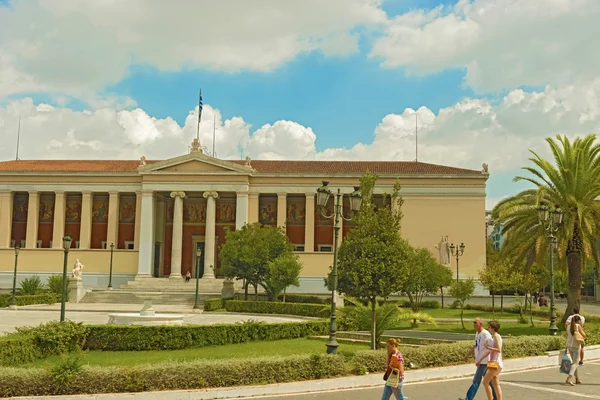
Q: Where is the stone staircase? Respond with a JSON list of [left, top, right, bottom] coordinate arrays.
[[79, 277, 244, 305]]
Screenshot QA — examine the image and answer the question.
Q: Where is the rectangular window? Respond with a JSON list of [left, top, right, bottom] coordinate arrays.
[[294, 244, 305, 252], [124, 241, 134, 250], [318, 244, 333, 252]]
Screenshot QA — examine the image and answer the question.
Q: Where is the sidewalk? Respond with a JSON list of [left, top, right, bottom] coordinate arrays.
[[11, 346, 600, 399]]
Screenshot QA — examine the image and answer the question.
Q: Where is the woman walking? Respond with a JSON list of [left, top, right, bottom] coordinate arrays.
[[483, 320, 503, 400], [566, 315, 586, 386], [381, 338, 405, 400]]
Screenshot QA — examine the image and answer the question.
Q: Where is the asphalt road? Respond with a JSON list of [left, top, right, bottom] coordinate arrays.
[[243, 361, 600, 400]]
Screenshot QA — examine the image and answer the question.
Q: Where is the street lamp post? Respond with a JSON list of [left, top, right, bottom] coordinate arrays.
[[449, 242, 465, 282], [316, 181, 361, 355], [537, 204, 563, 336], [108, 243, 115, 289], [193, 248, 202, 310], [60, 235, 72, 322], [9, 246, 20, 308]]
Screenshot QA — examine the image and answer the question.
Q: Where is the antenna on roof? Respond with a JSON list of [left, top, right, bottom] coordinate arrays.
[[15, 113, 21, 161], [414, 111, 418, 162]]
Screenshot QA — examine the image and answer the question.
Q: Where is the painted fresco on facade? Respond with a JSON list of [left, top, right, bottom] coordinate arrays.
[[259, 197, 277, 224], [216, 200, 236, 223], [119, 195, 136, 223], [12, 193, 28, 222], [65, 195, 82, 223], [39, 194, 55, 222], [184, 202, 207, 223], [92, 195, 109, 223], [286, 198, 305, 226]]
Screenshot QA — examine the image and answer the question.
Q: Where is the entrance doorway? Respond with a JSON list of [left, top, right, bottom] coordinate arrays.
[[193, 241, 205, 278], [153, 242, 161, 277]]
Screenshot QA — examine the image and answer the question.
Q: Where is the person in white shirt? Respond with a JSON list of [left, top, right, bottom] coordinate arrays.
[[482, 321, 503, 400], [565, 306, 585, 365], [459, 318, 497, 400]]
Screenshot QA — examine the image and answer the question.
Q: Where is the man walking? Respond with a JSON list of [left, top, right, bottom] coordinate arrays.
[[565, 306, 586, 365], [459, 318, 496, 400]]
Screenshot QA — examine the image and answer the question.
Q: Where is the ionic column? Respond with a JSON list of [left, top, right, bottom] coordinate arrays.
[[169, 191, 186, 279], [277, 193, 287, 230], [235, 192, 249, 230], [136, 191, 155, 277], [79, 191, 93, 249], [52, 191, 66, 249], [106, 191, 119, 248], [248, 193, 259, 223], [133, 191, 142, 250], [25, 191, 39, 249], [0, 191, 13, 248], [203, 191, 219, 279], [304, 193, 315, 252]]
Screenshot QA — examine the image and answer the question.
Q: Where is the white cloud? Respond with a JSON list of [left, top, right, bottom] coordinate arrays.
[[2, 80, 599, 176], [371, 0, 600, 92], [0, 0, 385, 98]]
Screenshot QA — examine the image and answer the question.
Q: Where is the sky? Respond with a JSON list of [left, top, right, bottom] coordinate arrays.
[[0, 0, 599, 209]]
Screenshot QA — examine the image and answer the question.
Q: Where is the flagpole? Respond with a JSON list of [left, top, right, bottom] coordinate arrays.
[[196, 89, 203, 141]]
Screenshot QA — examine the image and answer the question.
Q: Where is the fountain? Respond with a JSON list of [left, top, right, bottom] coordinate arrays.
[[107, 293, 185, 326]]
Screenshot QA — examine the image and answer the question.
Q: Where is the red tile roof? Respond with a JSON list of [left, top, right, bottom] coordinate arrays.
[[0, 159, 483, 175]]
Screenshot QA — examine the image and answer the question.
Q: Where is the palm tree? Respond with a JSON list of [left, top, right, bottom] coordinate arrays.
[[492, 134, 600, 322]]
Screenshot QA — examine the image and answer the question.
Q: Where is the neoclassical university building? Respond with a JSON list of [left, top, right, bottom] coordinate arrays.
[[0, 139, 489, 293]]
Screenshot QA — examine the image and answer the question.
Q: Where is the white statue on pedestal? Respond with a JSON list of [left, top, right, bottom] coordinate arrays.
[[72, 259, 85, 280], [435, 236, 450, 266]]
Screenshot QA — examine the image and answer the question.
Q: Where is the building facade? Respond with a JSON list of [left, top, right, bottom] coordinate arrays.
[[0, 143, 489, 292]]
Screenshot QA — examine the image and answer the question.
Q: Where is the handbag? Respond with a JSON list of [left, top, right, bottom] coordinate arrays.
[[574, 331, 585, 345], [560, 353, 572, 374], [385, 368, 400, 388], [487, 361, 499, 370]]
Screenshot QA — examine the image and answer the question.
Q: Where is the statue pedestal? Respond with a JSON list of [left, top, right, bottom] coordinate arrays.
[[68, 278, 86, 303], [221, 278, 235, 299], [334, 290, 344, 308]]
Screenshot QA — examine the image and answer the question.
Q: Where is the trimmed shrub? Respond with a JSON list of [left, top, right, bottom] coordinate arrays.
[[374, 299, 441, 309], [277, 294, 331, 304], [85, 320, 329, 351], [0, 354, 347, 397], [0, 293, 61, 308], [353, 335, 565, 373], [0, 335, 44, 367], [224, 300, 329, 318], [15, 321, 88, 356], [19, 275, 45, 295], [203, 298, 225, 311], [46, 275, 64, 296]]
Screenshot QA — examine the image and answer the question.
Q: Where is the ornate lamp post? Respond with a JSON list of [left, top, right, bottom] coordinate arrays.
[[60, 234, 72, 322], [9, 246, 20, 308], [537, 204, 563, 336], [316, 181, 361, 355], [193, 247, 202, 310], [108, 242, 115, 289], [449, 242, 465, 282]]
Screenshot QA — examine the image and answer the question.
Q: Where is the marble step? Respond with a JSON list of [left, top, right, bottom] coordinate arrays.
[[79, 290, 216, 305]]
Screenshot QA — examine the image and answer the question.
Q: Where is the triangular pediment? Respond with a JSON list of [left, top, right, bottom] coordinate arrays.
[[138, 152, 253, 175]]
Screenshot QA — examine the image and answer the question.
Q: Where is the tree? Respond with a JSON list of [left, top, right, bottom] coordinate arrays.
[[332, 172, 411, 350], [263, 254, 302, 301], [438, 266, 454, 309], [340, 297, 436, 346], [449, 278, 475, 329], [512, 264, 547, 326], [492, 134, 600, 323], [401, 247, 452, 312], [479, 256, 515, 314], [220, 223, 294, 300]]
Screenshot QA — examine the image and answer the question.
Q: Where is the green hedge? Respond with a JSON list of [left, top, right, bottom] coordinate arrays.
[[203, 298, 226, 311], [0, 293, 61, 308], [374, 299, 441, 309], [277, 294, 331, 304], [0, 354, 347, 397], [353, 335, 565, 373], [0, 336, 43, 367], [85, 320, 329, 351], [224, 300, 329, 318]]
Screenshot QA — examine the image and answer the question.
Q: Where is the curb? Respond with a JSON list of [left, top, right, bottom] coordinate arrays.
[[12, 346, 600, 400]]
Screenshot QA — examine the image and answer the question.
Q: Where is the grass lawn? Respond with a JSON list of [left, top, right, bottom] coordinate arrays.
[[21, 338, 369, 369], [409, 308, 538, 321]]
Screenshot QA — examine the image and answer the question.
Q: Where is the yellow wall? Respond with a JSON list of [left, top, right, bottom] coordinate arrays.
[[297, 252, 334, 276], [0, 249, 138, 274], [401, 197, 486, 279]]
